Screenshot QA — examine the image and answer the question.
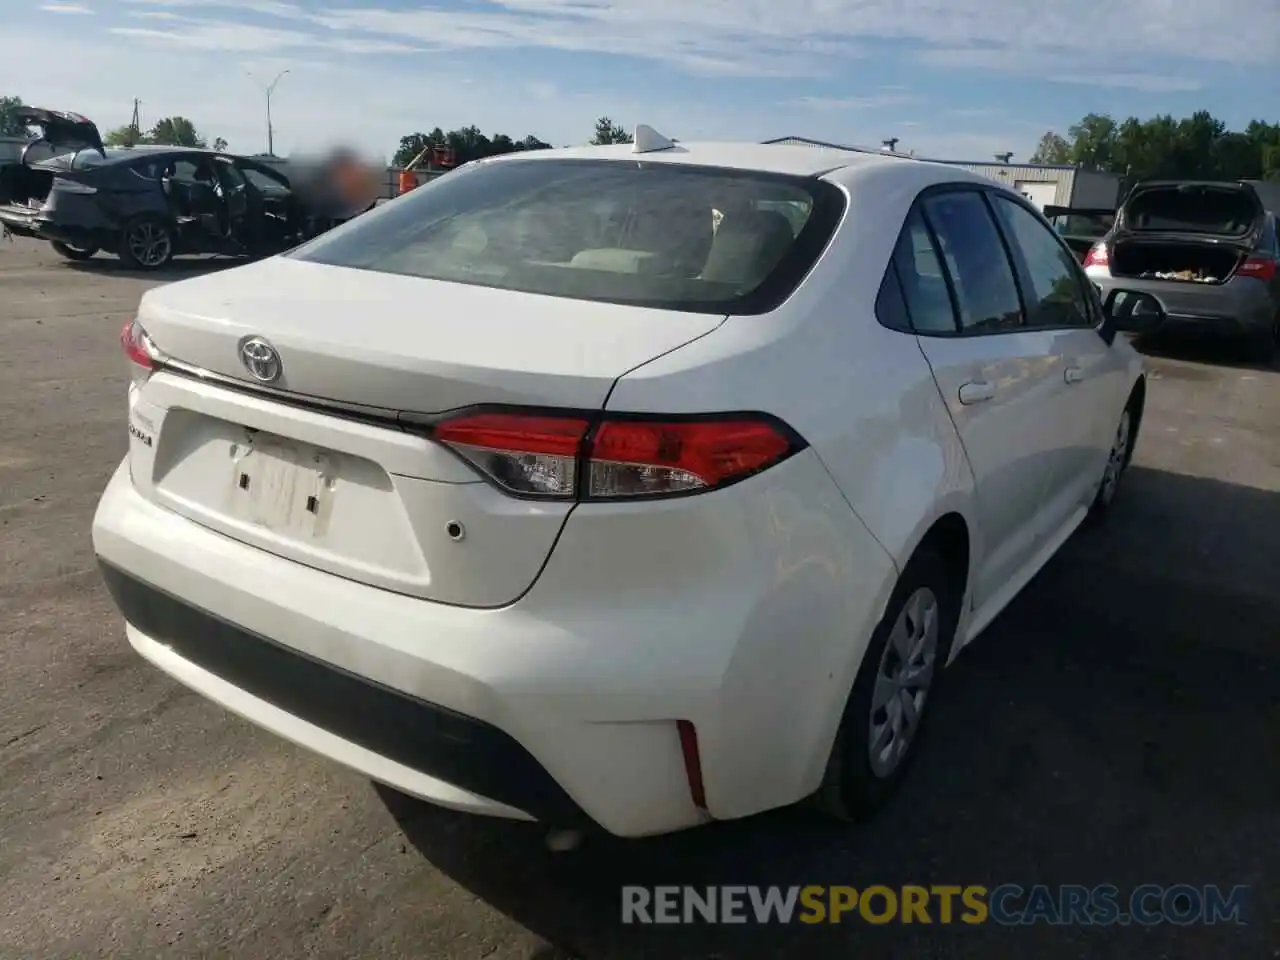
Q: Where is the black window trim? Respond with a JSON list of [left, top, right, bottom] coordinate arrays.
[[875, 181, 1110, 340]]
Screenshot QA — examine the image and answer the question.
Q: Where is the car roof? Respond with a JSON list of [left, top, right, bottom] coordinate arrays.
[[483, 140, 998, 194], [488, 140, 913, 176]]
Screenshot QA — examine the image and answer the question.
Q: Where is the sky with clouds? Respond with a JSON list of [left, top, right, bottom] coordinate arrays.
[[10, 0, 1280, 163]]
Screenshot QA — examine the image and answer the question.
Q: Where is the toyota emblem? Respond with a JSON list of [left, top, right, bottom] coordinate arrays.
[[239, 337, 281, 383]]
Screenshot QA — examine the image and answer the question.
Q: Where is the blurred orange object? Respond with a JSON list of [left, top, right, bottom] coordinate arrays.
[[398, 169, 418, 195]]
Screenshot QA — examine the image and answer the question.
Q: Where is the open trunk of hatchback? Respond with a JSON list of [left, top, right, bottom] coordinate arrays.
[[0, 108, 103, 207], [1109, 181, 1264, 285]]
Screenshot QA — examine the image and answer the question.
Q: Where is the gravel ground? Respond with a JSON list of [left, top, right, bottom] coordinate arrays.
[[1, 238, 1277, 959]]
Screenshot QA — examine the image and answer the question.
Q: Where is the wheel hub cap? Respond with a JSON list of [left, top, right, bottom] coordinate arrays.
[[868, 586, 939, 778], [1100, 410, 1131, 502]]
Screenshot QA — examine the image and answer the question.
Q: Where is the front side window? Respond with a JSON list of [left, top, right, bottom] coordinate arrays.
[[237, 163, 291, 197], [289, 158, 845, 315], [922, 191, 1024, 333], [992, 196, 1093, 329]]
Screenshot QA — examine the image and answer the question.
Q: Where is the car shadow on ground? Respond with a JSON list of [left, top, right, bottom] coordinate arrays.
[[1132, 332, 1278, 373], [62, 255, 245, 283], [379, 465, 1279, 960]]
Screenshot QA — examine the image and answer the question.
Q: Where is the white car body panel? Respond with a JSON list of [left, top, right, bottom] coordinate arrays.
[[92, 140, 1146, 837]]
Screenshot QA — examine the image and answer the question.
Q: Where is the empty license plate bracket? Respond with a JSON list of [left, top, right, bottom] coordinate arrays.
[[228, 434, 336, 538]]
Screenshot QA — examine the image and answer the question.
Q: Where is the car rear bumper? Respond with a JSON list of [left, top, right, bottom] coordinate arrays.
[[0, 204, 105, 247], [1091, 273, 1274, 336], [92, 453, 896, 837]]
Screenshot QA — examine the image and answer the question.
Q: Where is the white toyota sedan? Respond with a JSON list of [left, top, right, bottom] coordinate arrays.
[[92, 131, 1161, 839]]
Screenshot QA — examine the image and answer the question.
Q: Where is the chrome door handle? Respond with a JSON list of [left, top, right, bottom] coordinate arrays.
[[1064, 365, 1085, 384], [958, 380, 996, 405]]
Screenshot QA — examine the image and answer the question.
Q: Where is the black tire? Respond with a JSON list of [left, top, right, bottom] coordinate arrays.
[[50, 240, 99, 261], [813, 545, 959, 821], [117, 216, 174, 271], [1089, 390, 1140, 521]]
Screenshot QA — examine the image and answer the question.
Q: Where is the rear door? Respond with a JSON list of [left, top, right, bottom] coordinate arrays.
[[989, 192, 1130, 514], [900, 188, 1068, 609]]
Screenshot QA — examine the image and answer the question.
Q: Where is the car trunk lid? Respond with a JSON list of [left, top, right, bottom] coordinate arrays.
[[128, 256, 725, 607], [15, 107, 105, 162], [1113, 180, 1264, 249]]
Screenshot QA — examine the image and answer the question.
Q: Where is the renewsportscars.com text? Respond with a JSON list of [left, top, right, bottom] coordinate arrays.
[[621, 884, 1249, 926]]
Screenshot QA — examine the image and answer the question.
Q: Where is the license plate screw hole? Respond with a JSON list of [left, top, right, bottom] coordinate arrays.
[[446, 521, 465, 542]]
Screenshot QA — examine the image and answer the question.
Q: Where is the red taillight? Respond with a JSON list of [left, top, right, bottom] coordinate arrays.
[[432, 413, 589, 498], [1238, 256, 1277, 282], [1083, 242, 1109, 268], [677, 720, 707, 810], [121, 318, 161, 370], [430, 409, 802, 501]]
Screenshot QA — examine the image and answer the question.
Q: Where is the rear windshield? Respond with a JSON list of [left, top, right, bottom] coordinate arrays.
[[288, 158, 845, 315], [1052, 213, 1113, 238], [41, 150, 117, 170], [1124, 185, 1259, 236]]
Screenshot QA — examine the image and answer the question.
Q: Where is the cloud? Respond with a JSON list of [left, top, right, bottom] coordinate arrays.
[[99, 0, 1280, 74], [1046, 73, 1205, 93], [915, 46, 1208, 91], [10, 0, 1274, 164], [39, 1, 94, 12], [793, 91, 920, 111]]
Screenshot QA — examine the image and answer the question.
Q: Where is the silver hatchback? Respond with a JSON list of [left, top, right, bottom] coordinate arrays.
[[1085, 180, 1280, 363]]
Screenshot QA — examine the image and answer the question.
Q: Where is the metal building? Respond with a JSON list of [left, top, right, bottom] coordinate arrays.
[[763, 137, 1122, 212]]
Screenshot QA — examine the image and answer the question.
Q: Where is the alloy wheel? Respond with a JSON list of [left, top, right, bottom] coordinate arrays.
[[127, 222, 171, 268]]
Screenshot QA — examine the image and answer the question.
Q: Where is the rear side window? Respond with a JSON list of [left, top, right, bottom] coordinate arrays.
[[922, 192, 1024, 333], [890, 208, 958, 334], [289, 158, 845, 315]]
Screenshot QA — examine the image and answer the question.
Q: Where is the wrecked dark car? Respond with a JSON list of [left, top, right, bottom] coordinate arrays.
[[1, 109, 379, 270]]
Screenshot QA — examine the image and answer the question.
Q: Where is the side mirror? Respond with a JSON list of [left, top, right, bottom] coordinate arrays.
[[1101, 289, 1165, 341]]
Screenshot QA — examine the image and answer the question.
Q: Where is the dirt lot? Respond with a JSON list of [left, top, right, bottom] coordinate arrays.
[[1, 238, 1277, 959]]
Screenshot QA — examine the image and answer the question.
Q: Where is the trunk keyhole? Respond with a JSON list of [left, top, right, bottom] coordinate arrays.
[[238, 473, 250, 490], [305, 495, 319, 514]]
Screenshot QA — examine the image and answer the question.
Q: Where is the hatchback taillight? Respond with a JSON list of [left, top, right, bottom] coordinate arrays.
[[1238, 256, 1277, 282], [430, 409, 804, 501], [1083, 242, 1109, 268]]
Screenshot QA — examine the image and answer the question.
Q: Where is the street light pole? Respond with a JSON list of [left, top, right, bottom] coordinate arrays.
[[249, 69, 290, 156]]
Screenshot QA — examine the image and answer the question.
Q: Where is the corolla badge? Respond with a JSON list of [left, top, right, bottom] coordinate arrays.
[[239, 336, 282, 383]]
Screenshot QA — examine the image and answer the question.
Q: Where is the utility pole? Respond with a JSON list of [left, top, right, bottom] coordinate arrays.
[[248, 69, 290, 156], [129, 99, 142, 144]]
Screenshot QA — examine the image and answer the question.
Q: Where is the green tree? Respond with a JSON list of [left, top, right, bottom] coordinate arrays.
[[104, 124, 149, 147], [1066, 113, 1119, 170], [392, 126, 552, 167], [1051, 109, 1280, 183], [590, 116, 632, 145], [0, 95, 27, 138], [1030, 131, 1070, 165], [148, 116, 206, 148]]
